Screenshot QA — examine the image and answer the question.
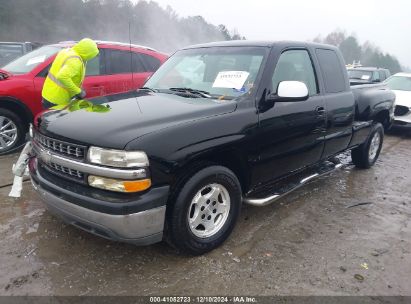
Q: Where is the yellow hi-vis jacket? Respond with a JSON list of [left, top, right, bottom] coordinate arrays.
[[42, 38, 99, 106]]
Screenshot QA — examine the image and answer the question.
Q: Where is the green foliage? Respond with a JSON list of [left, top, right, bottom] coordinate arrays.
[[0, 0, 243, 53], [315, 30, 403, 73], [51, 99, 111, 113], [339, 36, 362, 65]]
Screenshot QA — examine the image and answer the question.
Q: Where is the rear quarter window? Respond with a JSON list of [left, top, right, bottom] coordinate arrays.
[[131, 52, 161, 73], [315, 48, 346, 93], [139, 53, 161, 72]]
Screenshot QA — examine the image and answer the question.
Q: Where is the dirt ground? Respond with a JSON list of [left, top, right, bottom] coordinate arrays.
[[0, 131, 410, 296]]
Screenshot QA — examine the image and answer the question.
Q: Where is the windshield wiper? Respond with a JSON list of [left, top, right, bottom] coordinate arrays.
[[139, 86, 157, 92], [169, 87, 212, 98]]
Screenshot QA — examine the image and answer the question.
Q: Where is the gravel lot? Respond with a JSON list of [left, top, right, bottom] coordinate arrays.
[[0, 131, 410, 296]]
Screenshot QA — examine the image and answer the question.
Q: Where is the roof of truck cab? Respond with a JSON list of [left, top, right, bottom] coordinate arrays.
[[182, 40, 338, 50]]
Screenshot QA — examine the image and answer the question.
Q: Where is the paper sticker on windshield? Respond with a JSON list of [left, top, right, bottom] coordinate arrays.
[[212, 71, 250, 90], [361, 75, 371, 80], [26, 55, 46, 66]]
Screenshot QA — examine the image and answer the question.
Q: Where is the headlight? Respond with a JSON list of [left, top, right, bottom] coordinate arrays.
[[88, 147, 149, 168], [88, 176, 151, 193]]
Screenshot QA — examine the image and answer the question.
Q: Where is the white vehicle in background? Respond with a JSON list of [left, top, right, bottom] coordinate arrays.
[[385, 73, 411, 129]]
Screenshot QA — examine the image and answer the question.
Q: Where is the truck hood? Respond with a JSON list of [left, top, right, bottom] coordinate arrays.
[[392, 90, 411, 107], [38, 91, 237, 149]]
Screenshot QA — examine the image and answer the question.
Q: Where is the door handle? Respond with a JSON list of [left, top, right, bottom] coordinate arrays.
[[316, 106, 326, 115]]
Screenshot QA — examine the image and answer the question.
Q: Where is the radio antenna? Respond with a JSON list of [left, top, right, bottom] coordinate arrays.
[[129, 20, 134, 85]]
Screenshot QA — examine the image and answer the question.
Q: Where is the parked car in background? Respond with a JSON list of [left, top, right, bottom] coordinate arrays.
[[348, 67, 391, 85], [28, 41, 395, 254], [0, 42, 42, 67], [0, 41, 168, 154], [385, 73, 411, 129]]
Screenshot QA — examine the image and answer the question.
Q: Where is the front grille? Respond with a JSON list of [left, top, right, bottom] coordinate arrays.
[[49, 162, 84, 179], [34, 131, 86, 160], [394, 105, 410, 116], [42, 162, 85, 183]]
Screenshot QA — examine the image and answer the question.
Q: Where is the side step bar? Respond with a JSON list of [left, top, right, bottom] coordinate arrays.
[[243, 161, 343, 207]]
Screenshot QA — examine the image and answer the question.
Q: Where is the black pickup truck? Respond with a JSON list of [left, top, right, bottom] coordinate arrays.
[[27, 41, 395, 255], [347, 67, 391, 85]]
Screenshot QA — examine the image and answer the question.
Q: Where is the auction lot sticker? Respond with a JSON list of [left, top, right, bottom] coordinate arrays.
[[212, 71, 250, 90]]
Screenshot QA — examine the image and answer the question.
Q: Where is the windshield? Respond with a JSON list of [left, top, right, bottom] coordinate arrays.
[[385, 75, 411, 91], [0, 44, 24, 67], [347, 69, 373, 80], [145, 46, 268, 99], [2, 46, 60, 74]]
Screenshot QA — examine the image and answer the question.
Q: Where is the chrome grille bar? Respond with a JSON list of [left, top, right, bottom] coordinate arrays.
[[34, 131, 86, 160]]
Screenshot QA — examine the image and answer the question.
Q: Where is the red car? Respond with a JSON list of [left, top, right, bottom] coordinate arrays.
[[0, 41, 168, 154]]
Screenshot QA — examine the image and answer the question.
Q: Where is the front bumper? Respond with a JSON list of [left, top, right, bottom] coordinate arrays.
[[32, 176, 166, 245], [393, 104, 411, 129], [393, 115, 411, 129], [29, 152, 169, 245]]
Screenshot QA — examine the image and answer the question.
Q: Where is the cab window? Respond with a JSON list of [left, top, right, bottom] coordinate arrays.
[[272, 49, 318, 96], [378, 71, 386, 81], [316, 49, 345, 93], [372, 71, 380, 82], [85, 50, 104, 76]]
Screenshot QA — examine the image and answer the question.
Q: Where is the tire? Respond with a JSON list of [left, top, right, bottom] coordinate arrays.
[[0, 108, 26, 155], [166, 165, 242, 255], [351, 122, 384, 169]]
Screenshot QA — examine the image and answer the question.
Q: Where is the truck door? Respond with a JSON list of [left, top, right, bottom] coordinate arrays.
[[255, 49, 326, 184], [315, 48, 355, 158]]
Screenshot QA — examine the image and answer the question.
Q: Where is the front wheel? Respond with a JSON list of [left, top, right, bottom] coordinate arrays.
[[166, 166, 242, 255], [0, 108, 26, 155], [351, 122, 384, 169]]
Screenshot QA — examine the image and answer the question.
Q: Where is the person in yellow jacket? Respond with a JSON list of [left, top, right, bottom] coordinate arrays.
[[42, 38, 99, 109]]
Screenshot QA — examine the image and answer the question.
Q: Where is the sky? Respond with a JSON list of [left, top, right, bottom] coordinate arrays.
[[136, 0, 411, 67]]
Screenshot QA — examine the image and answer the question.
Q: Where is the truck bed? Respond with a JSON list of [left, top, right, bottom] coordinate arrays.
[[351, 83, 395, 122]]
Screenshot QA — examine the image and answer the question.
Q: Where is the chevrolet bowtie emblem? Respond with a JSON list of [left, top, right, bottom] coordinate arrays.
[[42, 150, 52, 164]]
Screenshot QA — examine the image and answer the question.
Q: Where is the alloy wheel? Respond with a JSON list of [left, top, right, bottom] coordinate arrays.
[[187, 183, 231, 238], [0, 116, 18, 151], [368, 131, 381, 162]]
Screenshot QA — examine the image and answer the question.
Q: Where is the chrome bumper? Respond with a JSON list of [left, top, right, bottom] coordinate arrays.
[[32, 178, 166, 245], [32, 140, 146, 180]]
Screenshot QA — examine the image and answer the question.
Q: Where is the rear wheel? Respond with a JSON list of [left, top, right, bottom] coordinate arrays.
[[0, 108, 26, 155], [351, 123, 384, 169], [166, 166, 242, 255]]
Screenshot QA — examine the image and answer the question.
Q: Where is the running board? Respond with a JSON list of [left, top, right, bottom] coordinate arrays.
[[243, 161, 343, 207]]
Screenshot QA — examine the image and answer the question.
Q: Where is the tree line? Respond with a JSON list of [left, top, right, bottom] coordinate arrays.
[[0, 0, 244, 53], [0, 1, 404, 73], [314, 31, 403, 73]]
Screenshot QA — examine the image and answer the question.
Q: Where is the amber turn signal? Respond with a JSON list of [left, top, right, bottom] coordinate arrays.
[[123, 179, 152, 192], [88, 175, 151, 193]]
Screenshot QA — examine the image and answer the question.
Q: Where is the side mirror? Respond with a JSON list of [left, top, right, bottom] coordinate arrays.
[[372, 79, 381, 83], [275, 81, 309, 102]]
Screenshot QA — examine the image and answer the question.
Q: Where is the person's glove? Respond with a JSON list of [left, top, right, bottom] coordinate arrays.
[[73, 89, 86, 100]]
